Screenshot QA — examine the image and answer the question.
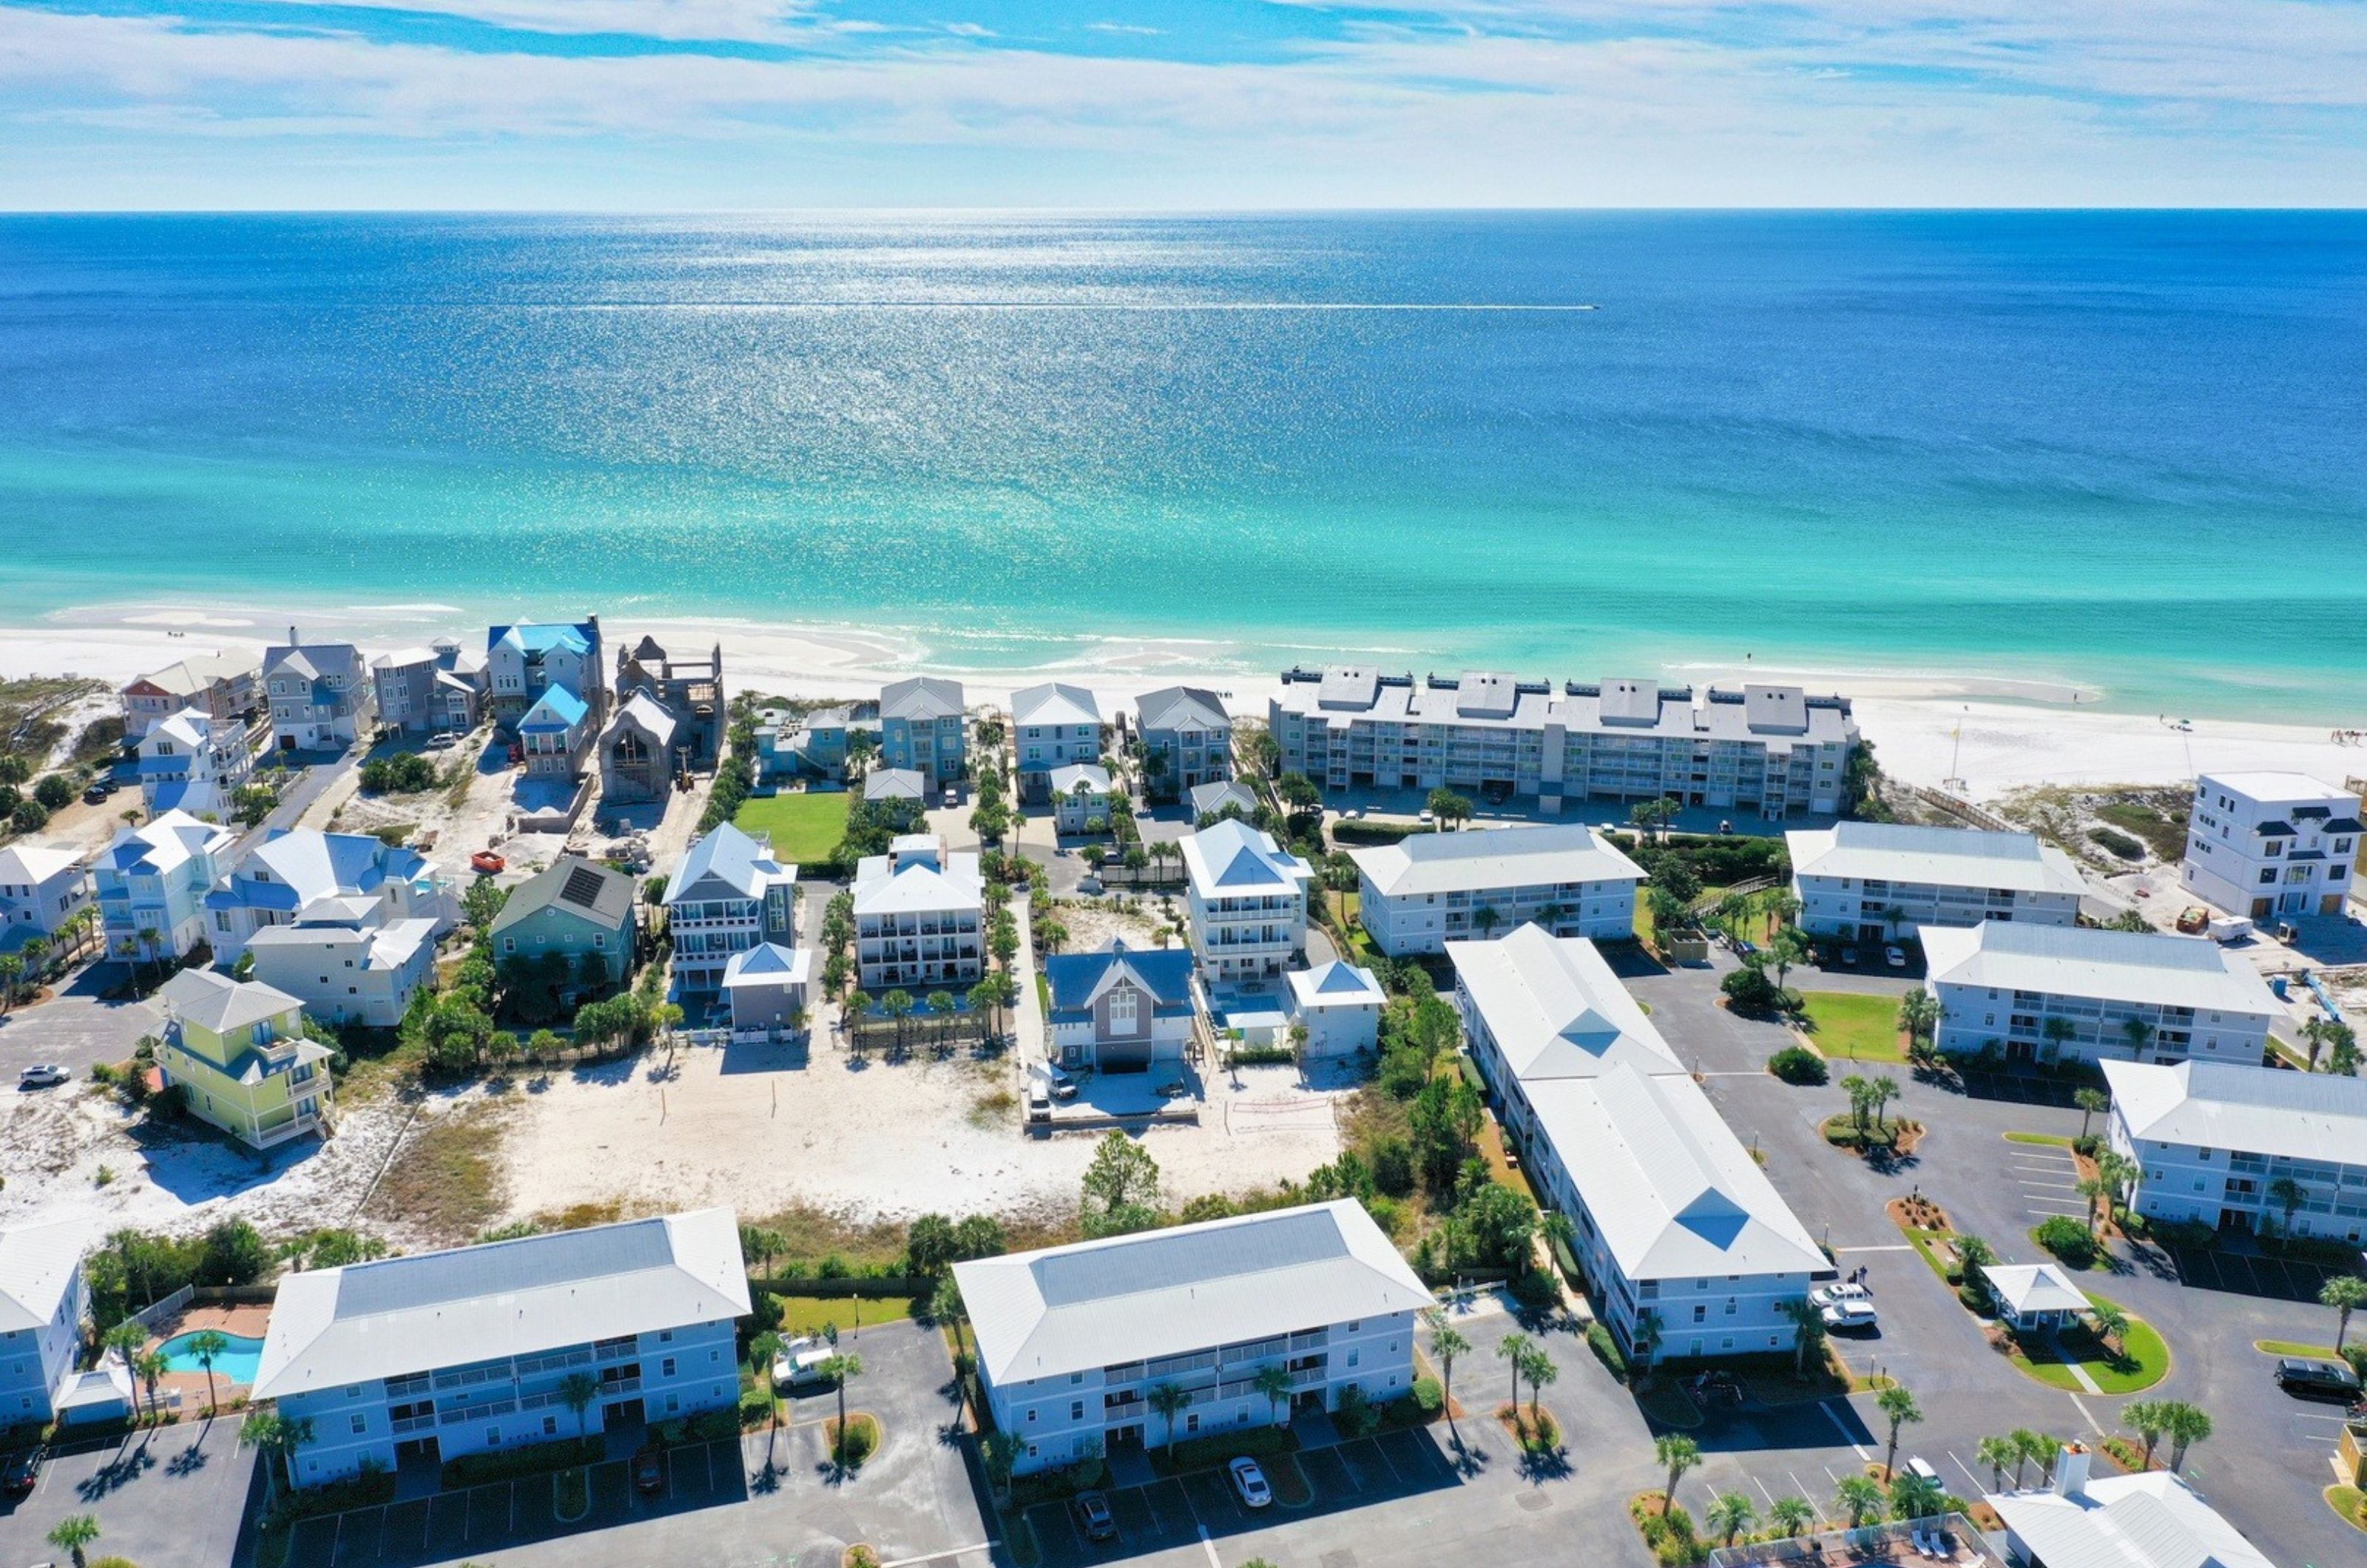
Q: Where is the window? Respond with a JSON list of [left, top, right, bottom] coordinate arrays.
[[1110, 988, 1138, 1030], [1027, 1407, 1038, 1423], [1071, 1401, 1084, 1421], [1347, 1350, 1360, 1368], [486, 1427, 502, 1446], [350, 1414, 368, 1435], [661, 1357, 677, 1378], [544, 1416, 558, 1436]]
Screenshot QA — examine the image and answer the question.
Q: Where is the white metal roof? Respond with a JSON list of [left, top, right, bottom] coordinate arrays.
[[1012, 682, 1102, 729], [0, 1217, 89, 1334], [1287, 962, 1382, 1011], [853, 843, 983, 916], [2198, 770, 2354, 807], [1049, 763, 1114, 797], [1787, 821, 2087, 897], [1986, 1471, 2275, 1568], [1351, 822, 1643, 899], [252, 1208, 750, 1400], [1522, 1064, 1829, 1281], [1921, 922, 2279, 1017], [1985, 1263, 2092, 1317], [2102, 1058, 2367, 1166], [1135, 686, 1229, 733], [1448, 925, 1683, 1080], [0, 843, 81, 885], [954, 1200, 1430, 1387], [1180, 818, 1311, 897]]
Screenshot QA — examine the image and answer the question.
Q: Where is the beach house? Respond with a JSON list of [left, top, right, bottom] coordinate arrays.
[[1350, 822, 1643, 955], [757, 704, 875, 785], [94, 809, 234, 964], [611, 635, 725, 767], [118, 652, 257, 740], [1189, 779, 1260, 825], [486, 618, 605, 730], [518, 686, 594, 781], [1452, 924, 1833, 1362], [1043, 940, 1196, 1072], [0, 1218, 91, 1427], [1787, 822, 2087, 942], [205, 827, 459, 960], [0, 844, 90, 960], [720, 944, 811, 1035], [2102, 1058, 2367, 1243], [1923, 922, 2279, 1067], [1180, 818, 1311, 984], [596, 692, 681, 806], [2180, 770, 2362, 922], [1286, 961, 1385, 1056], [1013, 683, 1103, 804], [263, 631, 374, 752], [954, 1200, 1429, 1475], [1270, 669, 1856, 817], [135, 706, 253, 821], [253, 1209, 749, 1486], [247, 917, 439, 1029], [487, 856, 638, 997], [1049, 763, 1115, 834], [371, 641, 484, 737], [852, 834, 983, 992], [663, 822, 798, 995], [879, 677, 965, 791], [153, 968, 334, 1150], [1134, 686, 1232, 800]]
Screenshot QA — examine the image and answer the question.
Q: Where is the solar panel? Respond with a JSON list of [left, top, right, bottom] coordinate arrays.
[[560, 865, 608, 910]]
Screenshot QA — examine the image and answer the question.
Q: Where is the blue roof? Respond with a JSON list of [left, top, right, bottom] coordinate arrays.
[[520, 686, 589, 729], [1044, 944, 1195, 1021], [490, 622, 594, 658]]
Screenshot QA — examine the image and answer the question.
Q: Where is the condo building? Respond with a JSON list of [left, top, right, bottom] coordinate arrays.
[[1349, 822, 1642, 954], [2180, 771, 2362, 922], [1787, 822, 2087, 942], [2103, 1058, 2367, 1243]]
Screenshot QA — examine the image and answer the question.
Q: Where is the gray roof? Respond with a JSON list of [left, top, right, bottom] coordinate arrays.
[[1180, 818, 1311, 895], [1351, 822, 1644, 899], [1189, 780, 1260, 820], [722, 942, 810, 987], [880, 676, 964, 722], [606, 692, 679, 749], [1135, 686, 1229, 733], [0, 1218, 88, 1334], [156, 967, 301, 1035], [955, 1200, 1430, 1386], [2104, 1058, 2367, 1166], [1049, 763, 1113, 797], [865, 768, 926, 802], [1013, 682, 1101, 729], [1276, 669, 1854, 746], [1789, 821, 2086, 897], [491, 855, 637, 936], [254, 1209, 749, 1399], [669, 822, 795, 902], [1922, 922, 2278, 1016]]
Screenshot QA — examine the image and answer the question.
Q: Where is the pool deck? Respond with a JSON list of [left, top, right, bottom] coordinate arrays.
[[143, 1301, 272, 1414]]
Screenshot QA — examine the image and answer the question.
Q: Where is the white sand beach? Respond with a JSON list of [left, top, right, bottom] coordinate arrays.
[[5, 600, 2363, 801]]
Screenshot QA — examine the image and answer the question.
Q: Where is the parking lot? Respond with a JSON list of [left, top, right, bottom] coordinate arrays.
[[0, 1421, 254, 1568], [2158, 1242, 2349, 1303], [2000, 1140, 2087, 1225]]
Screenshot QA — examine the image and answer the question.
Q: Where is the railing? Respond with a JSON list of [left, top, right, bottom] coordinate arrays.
[[390, 1413, 436, 1435], [385, 1373, 433, 1399], [595, 1339, 638, 1362], [599, 1376, 643, 1396], [440, 1397, 518, 1425], [435, 1362, 513, 1392]]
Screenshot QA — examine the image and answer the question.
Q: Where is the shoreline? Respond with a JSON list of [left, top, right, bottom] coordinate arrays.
[[4, 598, 2364, 799]]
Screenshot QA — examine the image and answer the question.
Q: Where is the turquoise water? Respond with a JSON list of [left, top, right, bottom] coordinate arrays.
[[1, 212, 2363, 719], [158, 1329, 265, 1384]]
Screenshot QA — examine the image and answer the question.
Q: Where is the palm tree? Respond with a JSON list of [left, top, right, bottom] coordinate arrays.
[[2268, 1175, 2307, 1237], [2162, 1401, 2212, 1471], [1777, 1296, 1827, 1377], [0, 954, 21, 1013], [2119, 1016, 2155, 1062], [1833, 1473, 1885, 1528], [2045, 1017, 2080, 1066], [1424, 1312, 1471, 1429], [2095, 1149, 2139, 1233], [1707, 1491, 1757, 1545], [1867, 1074, 1902, 1134], [1147, 1382, 1192, 1462], [820, 1333, 866, 1467], [559, 1370, 599, 1438], [102, 1319, 144, 1371], [1496, 1331, 1531, 1408], [1252, 1364, 1295, 1429], [926, 989, 956, 1049], [46, 1514, 100, 1568], [2076, 1175, 2113, 1238], [882, 989, 915, 1051], [1842, 1073, 1875, 1134], [1767, 1494, 1817, 1538], [2122, 1399, 2168, 1469], [135, 923, 162, 986], [2087, 1301, 2130, 1356], [241, 1408, 311, 1512], [2320, 1274, 2367, 1351], [1518, 1344, 1558, 1425], [1896, 988, 1939, 1055], [1877, 1384, 1922, 1480], [186, 1328, 230, 1413], [1772, 926, 1811, 991], [1888, 1470, 1945, 1521], [1472, 905, 1502, 939], [1880, 905, 1907, 942], [1632, 1309, 1664, 1375], [2010, 1428, 2054, 1490], [932, 1274, 970, 1359], [1655, 1433, 1701, 1515], [1977, 1434, 2019, 1491], [132, 1348, 168, 1422], [748, 1331, 785, 1470]]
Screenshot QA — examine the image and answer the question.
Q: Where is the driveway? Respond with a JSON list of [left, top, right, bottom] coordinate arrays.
[[0, 964, 159, 1076], [0, 1418, 255, 1568]]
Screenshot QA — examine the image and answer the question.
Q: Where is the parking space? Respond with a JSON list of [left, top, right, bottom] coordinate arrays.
[[2162, 1243, 2346, 1302], [2001, 1140, 2087, 1223], [1954, 1069, 2083, 1107]]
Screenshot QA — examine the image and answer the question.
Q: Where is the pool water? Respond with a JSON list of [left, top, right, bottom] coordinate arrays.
[[158, 1330, 266, 1385]]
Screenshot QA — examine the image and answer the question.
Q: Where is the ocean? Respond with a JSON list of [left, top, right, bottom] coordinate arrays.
[[1, 211, 2363, 720]]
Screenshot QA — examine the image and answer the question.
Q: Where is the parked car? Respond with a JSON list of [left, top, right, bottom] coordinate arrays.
[[1810, 1282, 1872, 1309], [1077, 873, 1104, 896], [424, 731, 459, 751], [1073, 1490, 1118, 1541], [1417, 810, 1436, 828], [1884, 945, 1908, 969], [1904, 1456, 1941, 1485], [1026, 1084, 1052, 1123], [1228, 1456, 1273, 1509], [1822, 1300, 1880, 1333], [1342, 807, 1365, 820], [773, 1339, 837, 1393], [2275, 1357, 2363, 1401], [943, 786, 959, 809], [18, 1064, 69, 1090], [632, 1446, 665, 1496], [1839, 946, 1860, 967], [81, 782, 109, 805], [2, 1447, 40, 1496]]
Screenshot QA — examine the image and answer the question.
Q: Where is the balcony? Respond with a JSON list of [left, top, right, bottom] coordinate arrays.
[[390, 1413, 437, 1436]]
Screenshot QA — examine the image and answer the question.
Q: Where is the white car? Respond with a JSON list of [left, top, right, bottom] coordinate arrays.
[[1810, 1282, 1871, 1309], [1884, 945, 1908, 969], [18, 1064, 68, 1089], [1228, 1456, 1273, 1509], [1822, 1300, 1880, 1333]]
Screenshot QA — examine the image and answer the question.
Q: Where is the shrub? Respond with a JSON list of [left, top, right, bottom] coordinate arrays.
[[359, 752, 440, 795], [2034, 1215, 2098, 1267], [1334, 1382, 1377, 1439], [1721, 964, 1788, 1015], [1161, 1423, 1296, 1473], [1410, 1376, 1444, 1416], [1587, 1321, 1629, 1380], [33, 773, 76, 810], [2087, 825, 2145, 860], [442, 1436, 601, 1489], [1768, 1046, 1828, 1084]]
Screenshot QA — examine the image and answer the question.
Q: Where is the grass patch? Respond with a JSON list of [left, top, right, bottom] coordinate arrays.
[[969, 1087, 1016, 1129], [1495, 1403, 1561, 1453], [1795, 991, 1911, 1063], [2005, 1131, 2074, 1147], [2006, 1293, 2170, 1394], [1632, 1378, 1701, 1428], [364, 1102, 508, 1244], [2095, 800, 2189, 863], [770, 1294, 916, 1336], [825, 1411, 880, 1467], [555, 1466, 589, 1522], [2329, 1485, 2367, 1535], [733, 789, 853, 863], [2255, 1339, 2344, 1359]]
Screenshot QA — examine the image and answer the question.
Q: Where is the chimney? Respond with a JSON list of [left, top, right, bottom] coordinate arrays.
[[2051, 1442, 2090, 1498], [288, 626, 299, 647]]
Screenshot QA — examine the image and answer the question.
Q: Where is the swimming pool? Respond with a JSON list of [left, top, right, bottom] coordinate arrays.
[[158, 1330, 266, 1385]]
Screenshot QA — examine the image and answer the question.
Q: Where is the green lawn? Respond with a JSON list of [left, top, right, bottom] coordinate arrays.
[[766, 1293, 917, 1336], [732, 790, 852, 862], [2005, 1132, 2074, 1148], [2255, 1339, 2344, 1359], [2009, 1292, 2170, 1394], [1796, 990, 1911, 1063]]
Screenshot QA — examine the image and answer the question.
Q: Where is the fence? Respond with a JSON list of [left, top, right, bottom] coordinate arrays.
[[1709, 1513, 1996, 1568], [1906, 785, 2015, 834], [126, 1283, 195, 1334]]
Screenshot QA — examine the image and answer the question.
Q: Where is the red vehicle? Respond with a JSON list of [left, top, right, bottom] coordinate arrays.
[[632, 1447, 665, 1496], [470, 851, 506, 875]]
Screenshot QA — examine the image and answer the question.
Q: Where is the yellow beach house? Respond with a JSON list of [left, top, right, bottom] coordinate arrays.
[[154, 968, 334, 1150]]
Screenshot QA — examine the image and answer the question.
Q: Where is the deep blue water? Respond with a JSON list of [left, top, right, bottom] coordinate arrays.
[[1, 211, 2363, 717]]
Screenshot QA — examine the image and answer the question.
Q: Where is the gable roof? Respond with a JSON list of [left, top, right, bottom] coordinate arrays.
[[2101, 1058, 2367, 1165], [1448, 925, 1683, 1080], [0, 1218, 89, 1334], [491, 855, 636, 936], [1049, 763, 1113, 797], [1189, 780, 1260, 820], [1180, 818, 1310, 896], [604, 692, 678, 748], [1136, 686, 1229, 732], [1922, 922, 2278, 1016], [520, 685, 590, 730], [865, 768, 925, 802], [1786, 821, 2087, 897], [0, 843, 84, 886], [1288, 961, 1382, 1011], [213, 828, 431, 913], [668, 822, 794, 903], [955, 1200, 1430, 1386], [1351, 822, 1644, 899], [157, 967, 300, 1035], [253, 1208, 749, 1401], [722, 942, 811, 987], [489, 621, 593, 658], [1986, 1471, 2274, 1568], [123, 652, 252, 697], [1013, 682, 1101, 729], [880, 676, 964, 722], [853, 842, 983, 916], [1986, 1263, 2092, 1318], [1044, 942, 1195, 1020]]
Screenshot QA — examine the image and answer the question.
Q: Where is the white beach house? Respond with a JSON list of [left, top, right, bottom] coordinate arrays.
[[205, 827, 459, 961], [1349, 822, 1642, 955], [1180, 818, 1312, 984], [1923, 921, 2280, 1067], [254, 1209, 750, 1485], [1286, 960, 1385, 1056], [0, 844, 90, 960], [1013, 683, 1104, 804], [1, 1219, 92, 1426], [1786, 821, 2086, 942], [2102, 1058, 2367, 1243], [2181, 770, 2362, 922], [954, 1200, 1430, 1475], [852, 834, 984, 992], [136, 706, 253, 821], [1452, 924, 1832, 1362]]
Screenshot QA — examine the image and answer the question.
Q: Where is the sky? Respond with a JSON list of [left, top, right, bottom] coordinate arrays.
[[1, 0, 2364, 209]]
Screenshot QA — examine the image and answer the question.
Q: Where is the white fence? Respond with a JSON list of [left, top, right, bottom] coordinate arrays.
[[126, 1283, 195, 1334]]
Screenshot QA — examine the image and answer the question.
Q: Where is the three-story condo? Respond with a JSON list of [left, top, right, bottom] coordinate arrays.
[[852, 834, 984, 991]]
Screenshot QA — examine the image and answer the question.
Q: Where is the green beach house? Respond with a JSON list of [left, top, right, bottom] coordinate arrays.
[[487, 855, 638, 1002], [154, 968, 334, 1151]]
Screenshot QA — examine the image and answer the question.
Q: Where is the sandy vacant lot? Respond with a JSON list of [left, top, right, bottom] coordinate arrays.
[[493, 1038, 1348, 1234]]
